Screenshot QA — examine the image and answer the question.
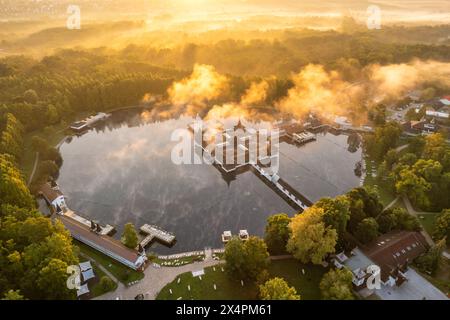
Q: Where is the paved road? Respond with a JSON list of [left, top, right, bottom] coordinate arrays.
[[384, 196, 400, 211], [402, 196, 436, 246], [27, 151, 39, 186], [402, 196, 440, 216], [402, 196, 450, 260], [394, 144, 409, 153], [94, 258, 222, 300]]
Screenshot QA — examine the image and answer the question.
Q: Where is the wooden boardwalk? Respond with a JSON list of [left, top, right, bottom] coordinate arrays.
[[139, 224, 176, 248]]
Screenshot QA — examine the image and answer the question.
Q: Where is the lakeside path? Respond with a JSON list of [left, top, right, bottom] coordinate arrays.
[[402, 196, 450, 261], [384, 196, 400, 211], [27, 152, 39, 186], [94, 258, 222, 300], [402, 196, 436, 247]]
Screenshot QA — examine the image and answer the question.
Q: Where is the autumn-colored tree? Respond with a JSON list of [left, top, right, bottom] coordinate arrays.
[[286, 207, 337, 265]]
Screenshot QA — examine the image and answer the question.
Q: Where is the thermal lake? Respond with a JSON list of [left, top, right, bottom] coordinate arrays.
[[57, 109, 362, 254]]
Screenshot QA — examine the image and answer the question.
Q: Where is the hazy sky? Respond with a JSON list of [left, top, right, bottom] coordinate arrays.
[[2, 0, 449, 15], [1, 0, 449, 23]]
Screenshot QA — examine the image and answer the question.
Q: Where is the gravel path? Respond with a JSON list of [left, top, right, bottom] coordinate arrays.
[[94, 258, 222, 300], [27, 152, 39, 186]]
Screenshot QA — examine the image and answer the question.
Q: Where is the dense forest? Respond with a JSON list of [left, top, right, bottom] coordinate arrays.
[[0, 51, 182, 131], [0, 112, 78, 299]]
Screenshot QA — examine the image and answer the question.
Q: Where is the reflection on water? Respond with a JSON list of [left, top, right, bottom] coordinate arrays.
[[58, 109, 361, 253]]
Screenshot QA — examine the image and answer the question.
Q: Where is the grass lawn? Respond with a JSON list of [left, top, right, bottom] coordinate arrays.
[[363, 155, 396, 207], [417, 213, 439, 236], [156, 259, 326, 300], [413, 258, 450, 296], [151, 254, 206, 267], [86, 261, 118, 298], [75, 241, 144, 284], [389, 197, 408, 211]]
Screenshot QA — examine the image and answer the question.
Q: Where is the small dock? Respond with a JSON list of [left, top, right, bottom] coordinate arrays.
[[139, 224, 176, 248], [290, 132, 316, 144], [64, 210, 115, 236], [69, 112, 111, 132]]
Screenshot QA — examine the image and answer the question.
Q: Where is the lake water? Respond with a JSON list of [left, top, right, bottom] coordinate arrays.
[[57, 109, 362, 253]]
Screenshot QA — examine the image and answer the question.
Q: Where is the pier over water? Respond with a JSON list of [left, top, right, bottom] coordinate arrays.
[[139, 224, 176, 248], [189, 120, 314, 211]]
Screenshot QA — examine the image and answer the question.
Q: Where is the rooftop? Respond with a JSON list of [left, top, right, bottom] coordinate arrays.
[[362, 231, 428, 282], [59, 215, 144, 270], [39, 183, 63, 203]]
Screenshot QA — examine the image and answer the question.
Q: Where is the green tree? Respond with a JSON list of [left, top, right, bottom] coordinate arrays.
[[36, 160, 59, 181], [42, 147, 63, 167], [259, 277, 300, 300], [365, 122, 402, 161], [355, 218, 379, 244], [346, 187, 383, 232], [407, 135, 425, 156], [45, 105, 59, 124], [368, 104, 386, 126], [2, 290, 24, 300], [287, 207, 337, 265], [377, 207, 421, 233], [433, 209, 450, 245], [315, 196, 350, 248], [121, 223, 138, 249], [395, 168, 431, 208], [320, 268, 354, 300], [31, 136, 49, 153], [0, 154, 35, 208], [23, 89, 39, 104], [415, 238, 446, 275], [99, 276, 116, 292], [224, 236, 269, 281], [383, 149, 399, 170], [264, 213, 291, 255], [420, 87, 436, 100], [398, 153, 418, 167], [36, 258, 75, 300], [256, 269, 271, 286], [0, 113, 24, 159], [405, 108, 423, 121], [423, 133, 448, 162]]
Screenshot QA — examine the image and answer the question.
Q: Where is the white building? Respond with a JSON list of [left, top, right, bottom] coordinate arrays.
[[39, 182, 68, 214]]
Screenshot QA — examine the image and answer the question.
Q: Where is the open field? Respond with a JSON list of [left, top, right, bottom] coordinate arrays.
[[157, 259, 327, 300]]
